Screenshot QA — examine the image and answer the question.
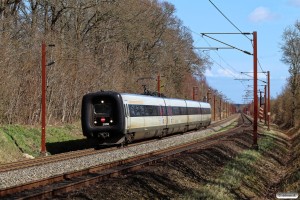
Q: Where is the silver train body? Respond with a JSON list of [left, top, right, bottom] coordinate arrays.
[[81, 91, 211, 145]]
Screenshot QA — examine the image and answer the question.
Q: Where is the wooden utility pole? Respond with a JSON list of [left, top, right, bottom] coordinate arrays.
[[259, 90, 262, 122], [192, 86, 198, 100], [157, 74, 160, 97], [207, 90, 210, 103], [264, 85, 267, 125], [253, 31, 258, 149], [219, 97, 222, 120], [267, 71, 271, 131], [213, 95, 216, 121], [41, 41, 47, 156]]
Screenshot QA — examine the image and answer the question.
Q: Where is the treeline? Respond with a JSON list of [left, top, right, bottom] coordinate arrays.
[[272, 20, 300, 129], [0, 0, 210, 124]]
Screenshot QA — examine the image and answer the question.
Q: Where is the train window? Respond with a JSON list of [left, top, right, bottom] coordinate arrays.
[[201, 108, 211, 114], [207, 108, 211, 114], [129, 105, 135, 116], [180, 107, 187, 115], [167, 106, 173, 116], [188, 107, 192, 115], [198, 107, 201, 114], [161, 106, 167, 116], [129, 105, 144, 117], [188, 107, 200, 115], [144, 105, 158, 116], [94, 103, 112, 115], [172, 107, 180, 115], [129, 105, 163, 117]]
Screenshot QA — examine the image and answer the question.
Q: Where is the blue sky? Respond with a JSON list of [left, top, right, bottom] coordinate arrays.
[[165, 0, 300, 104]]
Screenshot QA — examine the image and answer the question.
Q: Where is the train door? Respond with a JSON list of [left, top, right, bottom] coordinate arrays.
[[166, 104, 174, 134], [161, 99, 168, 128], [123, 101, 131, 131]]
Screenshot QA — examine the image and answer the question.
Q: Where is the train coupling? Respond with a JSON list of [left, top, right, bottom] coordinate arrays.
[[99, 132, 110, 138]]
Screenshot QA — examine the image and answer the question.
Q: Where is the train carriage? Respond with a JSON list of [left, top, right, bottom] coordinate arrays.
[[163, 98, 188, 134], [185, 100, 202, 131], [122, 93, 167, 141]]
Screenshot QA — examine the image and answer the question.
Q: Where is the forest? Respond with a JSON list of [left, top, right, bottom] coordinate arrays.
[[1, 0, 299, 131], [272, 20, 300, 130], [0, 0, 212, 124]]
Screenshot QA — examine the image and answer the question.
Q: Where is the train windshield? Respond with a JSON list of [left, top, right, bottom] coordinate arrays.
[[94, 103, 112, 115]]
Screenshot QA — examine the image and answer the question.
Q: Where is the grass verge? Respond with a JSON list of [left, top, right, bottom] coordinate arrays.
[[182, 128, 287, 200], [0, 123, 84, 163]]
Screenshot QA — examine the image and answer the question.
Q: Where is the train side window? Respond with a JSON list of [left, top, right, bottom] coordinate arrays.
[[136, 105, 144, 116], [187, 107, 192, 115], [161, 106, 167, 116], [172, 107, 179, 115], [198, 107, 201, 114], [129, 105, 135, 116], [152, 106, 158, 116], [144, 105, 149, 116], [145, 105, 158, 116], [129, 105, 144, 117], [167, 106, 172, 116], [180, 107, 187, 115]]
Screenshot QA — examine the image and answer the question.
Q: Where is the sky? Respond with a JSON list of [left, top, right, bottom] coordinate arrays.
[[165, 0, 300, 104]]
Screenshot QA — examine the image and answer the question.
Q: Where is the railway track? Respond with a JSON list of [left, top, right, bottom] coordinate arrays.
[[0, 114, 242, 199]]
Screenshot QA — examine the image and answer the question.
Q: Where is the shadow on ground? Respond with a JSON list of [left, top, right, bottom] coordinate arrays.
[[46, 139, 98, 154]]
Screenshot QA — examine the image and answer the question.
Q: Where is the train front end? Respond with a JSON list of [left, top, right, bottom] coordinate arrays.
[[81, 91, 125, 144]]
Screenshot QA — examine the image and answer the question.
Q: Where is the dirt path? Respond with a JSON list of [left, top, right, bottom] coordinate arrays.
[[53, 124, 298, 200]]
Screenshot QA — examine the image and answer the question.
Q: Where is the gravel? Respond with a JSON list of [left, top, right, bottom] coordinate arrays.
[[0, 117, 237, 190]]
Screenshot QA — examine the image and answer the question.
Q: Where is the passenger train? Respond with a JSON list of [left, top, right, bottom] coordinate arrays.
[[81, 91, 211, 145]]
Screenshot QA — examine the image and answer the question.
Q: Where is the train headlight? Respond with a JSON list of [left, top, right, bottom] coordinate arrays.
[[101, 100, 104, 103], [110, 119, 113, 123], [94, 121, 97, 124]]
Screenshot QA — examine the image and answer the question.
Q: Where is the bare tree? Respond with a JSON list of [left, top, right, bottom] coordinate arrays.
[[281, 20, 300, 127], [0, 0, 210, 124]]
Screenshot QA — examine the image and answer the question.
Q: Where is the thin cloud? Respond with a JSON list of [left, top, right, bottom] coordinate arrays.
[[248, 7, 279, 23], [288, 0, 300, 7], [205, 69, 241, 79], [217, 69, 238, 78]]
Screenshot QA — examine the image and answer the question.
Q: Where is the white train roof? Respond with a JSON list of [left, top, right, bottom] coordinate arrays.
[[121, 93, 210, 108]]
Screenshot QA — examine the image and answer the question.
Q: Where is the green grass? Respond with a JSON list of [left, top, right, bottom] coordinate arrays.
[[0, 123, 84, 163], [0, 127, 24, 163], [217, 122, 238, 133]]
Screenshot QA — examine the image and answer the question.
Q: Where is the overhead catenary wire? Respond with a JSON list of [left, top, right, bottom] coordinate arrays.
[[201, 33, 252, 55], [186, 27, 250, 82], [200, 36, 243, 77], [208, 0, 252, 42], [197, 36, 249, 91], [142, 0, 262, 102], [181, 25, 250, 89], [208, 0, 267, 74]]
